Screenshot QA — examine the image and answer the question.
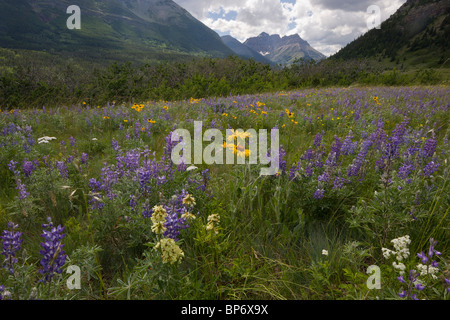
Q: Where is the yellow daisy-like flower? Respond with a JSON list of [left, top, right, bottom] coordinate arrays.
[[147, 119, 156, 124], [124, 119, 128, 123], [261, 110, 267, 115], [131, 103, 144, 112], [227, 130, 252, 141], [235, 144, 251, 158], [182, 194, 196, 207], [103, 116, 110, 120], [222, 113, 228, 117], [163, 106, 169, 110], [285, 109, 295, 118]]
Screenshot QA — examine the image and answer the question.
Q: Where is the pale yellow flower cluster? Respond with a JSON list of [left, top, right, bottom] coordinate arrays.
[[181, 212, 196, 220], [206, 214, 220, 234], [151, 205, 167, 235], [155, 238, 185, 264], [182, 194, 196, 207]]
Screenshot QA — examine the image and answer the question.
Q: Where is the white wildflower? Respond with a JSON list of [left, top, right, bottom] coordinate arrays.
[[392, 261, 406, 275], [417, 263, 439, 279], [382, 247, 393, 259]]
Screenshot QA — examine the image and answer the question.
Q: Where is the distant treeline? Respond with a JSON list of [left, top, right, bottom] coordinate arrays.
[[0, 50, 445, 109]]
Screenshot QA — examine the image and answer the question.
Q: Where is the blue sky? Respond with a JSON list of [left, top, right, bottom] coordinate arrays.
[[174, 0, 407, 56]]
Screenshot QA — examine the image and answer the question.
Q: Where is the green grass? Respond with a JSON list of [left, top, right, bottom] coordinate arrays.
[[0, 86, 449, 300]]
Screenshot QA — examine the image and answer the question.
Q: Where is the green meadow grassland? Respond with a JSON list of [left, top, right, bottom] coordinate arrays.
[[0, 85, 449, 300]]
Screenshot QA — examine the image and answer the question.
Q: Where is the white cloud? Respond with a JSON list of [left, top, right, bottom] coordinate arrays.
[[174, 0, 407, 56]]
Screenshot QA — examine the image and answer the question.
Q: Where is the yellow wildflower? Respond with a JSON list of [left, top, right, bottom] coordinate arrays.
[[182, 194, 196, 207], [181, 212, 196, 220], [205, 214, 220, 234], [151, 221, 166, 235], [155, 238, 184, 264], [151, 205, 167, 225]]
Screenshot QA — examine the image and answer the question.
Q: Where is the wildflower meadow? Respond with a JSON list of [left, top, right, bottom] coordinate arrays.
[[0, 85, 448, 301]]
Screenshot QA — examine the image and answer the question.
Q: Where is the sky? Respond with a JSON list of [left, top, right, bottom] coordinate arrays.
[[173, 0, 407, 57]]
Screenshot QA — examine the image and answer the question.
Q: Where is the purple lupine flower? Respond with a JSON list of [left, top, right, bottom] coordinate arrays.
[[420, 138, 437, 159], [16, 179, 30, 200], [347, 139, 373, 177], [1, 222, 23, 273], [69, 136, 77, 147], [88, 178, 104, 210], [22, 160, 36, 178], [330, 136, 343, 161], [142, 201, 153, 219], [318, 172, 330, 183], [111, 139, 120, 152], [332, 176, 346, 190], [422, 161, 440, 177], [55, 161, 68, 179], [8, 160, 19, 175], [398, 163, 415, 180], [137, 167, 152, 192], [197, 169, 211, 192], [341, 131, 358, 156], [313, 133, 322, 148], [163, 190, 192, 241], [398, 269, 423, 300], [397, 276, 406, 284], [100, 165, 118, 199], [67, 155, 74, 164], [129, 195, 138, 211], [39, 217, 66, 283], [313, 188, 325, 199], [42, 155, 52, 168], [415, 283, 425, 291], [23, 143, 31, 154], [80, 152, 89, 165], [278, 146, 287, 174], [289, 162, 302, 181], [417, 251, 428, 264]]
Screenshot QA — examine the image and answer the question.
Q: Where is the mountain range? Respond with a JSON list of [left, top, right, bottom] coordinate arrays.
[[221, 33, 326, 66], [0, 0, 234, 63], [0, 0, 326, 66], [0, 0, 447, 69], [243, 32, 326, 65], [220, 35, 273, 65]]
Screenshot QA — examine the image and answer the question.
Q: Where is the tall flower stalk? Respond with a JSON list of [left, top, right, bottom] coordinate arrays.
[[38, 217, 67, 284], [1, 222, 23, 274]]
